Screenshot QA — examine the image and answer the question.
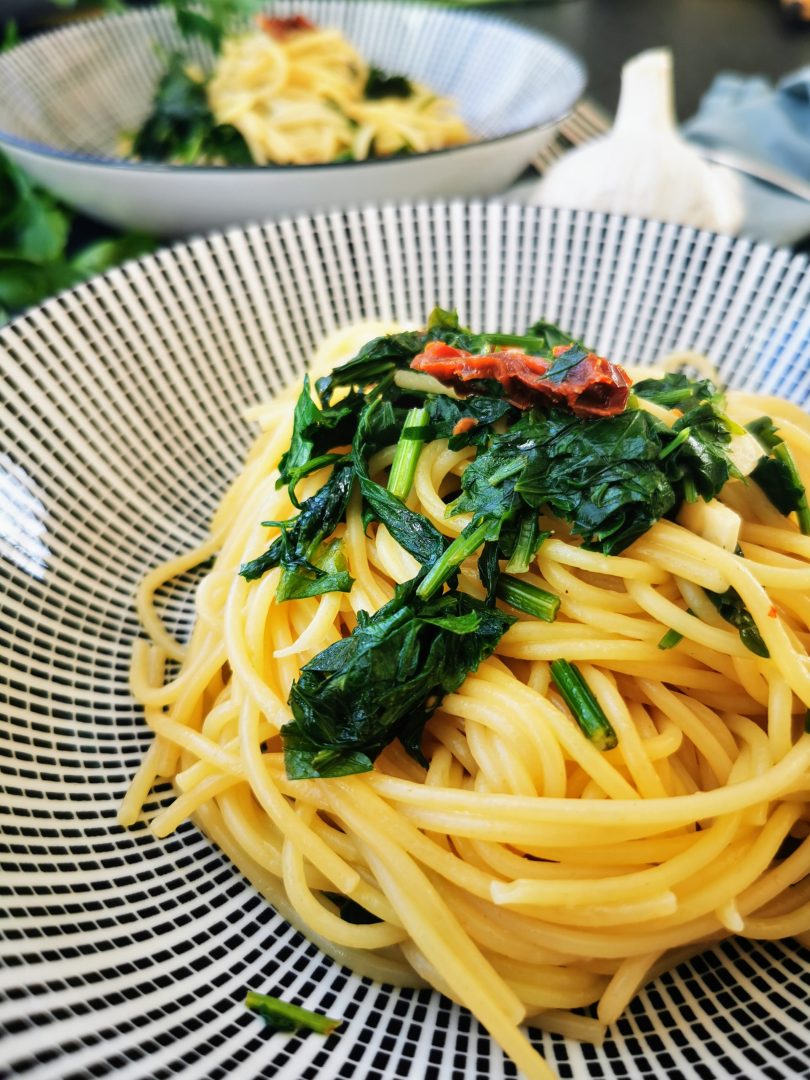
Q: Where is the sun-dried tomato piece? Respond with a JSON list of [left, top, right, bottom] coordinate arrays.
[[258, 15, 316, 40], [410, 342, 631, 417]]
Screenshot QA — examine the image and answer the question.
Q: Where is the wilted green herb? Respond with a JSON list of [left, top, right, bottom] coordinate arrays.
[[746, 416, 810, 534], [132, 53, 252, 165], [283, 582, 515, 779], [364, 67, 413, 100], [550, 659, 617, 750], [245, 990, 342, 1035], [236, 308, 748, 778]]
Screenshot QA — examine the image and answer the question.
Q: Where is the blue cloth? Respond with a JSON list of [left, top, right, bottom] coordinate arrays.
[[683, 67, 810, 247]]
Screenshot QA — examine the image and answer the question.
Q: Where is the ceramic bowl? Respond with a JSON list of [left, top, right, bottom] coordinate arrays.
[[0, 1, 585, 235], [2, 201, 809, 1080]]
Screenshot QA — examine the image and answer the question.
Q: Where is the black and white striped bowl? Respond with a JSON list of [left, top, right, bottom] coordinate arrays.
[[2, 202, 810, 1079], [0, 1, 585, 235]]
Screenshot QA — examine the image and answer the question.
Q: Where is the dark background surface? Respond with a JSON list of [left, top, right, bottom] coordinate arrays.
[[502, 0, 810, 119], [8, 0, 810, 121]]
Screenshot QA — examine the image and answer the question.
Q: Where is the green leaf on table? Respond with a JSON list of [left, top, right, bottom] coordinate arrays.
[[0, 147, 155, 322], [69, 233, 155, 277], [1, 19, 19, 52], [0, 258, 77, 311], [167, 0, 264, 51], [16, 196, 71, 263]]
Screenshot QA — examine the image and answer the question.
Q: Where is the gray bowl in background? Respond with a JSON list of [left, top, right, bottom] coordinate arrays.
[[0, 1, 586, 235]]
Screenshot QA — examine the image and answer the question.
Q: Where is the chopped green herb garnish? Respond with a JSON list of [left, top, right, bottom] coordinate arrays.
[[415, 520, 491, 601], [496, 575, 560, 623], [705, 585, 769, 658], [235, 308, 754, 778], [550, 659, 617, 751], [132, 54, 252, 165], [746, 417, 809, 535], [657, 607, 697, 650], [657, 626, 684, 650], [387, 406, 429, 501], [245, 990, 342, 1035], [364, 67, 413, 100], [239, 464, 355, 594]]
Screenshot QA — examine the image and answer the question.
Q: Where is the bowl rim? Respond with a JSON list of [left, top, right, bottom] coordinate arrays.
[[0, 0, 587, 175]]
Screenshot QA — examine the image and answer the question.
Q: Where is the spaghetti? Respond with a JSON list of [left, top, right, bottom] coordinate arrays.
[[206, 20, 470, 165], [121, 317, 810, 1080]]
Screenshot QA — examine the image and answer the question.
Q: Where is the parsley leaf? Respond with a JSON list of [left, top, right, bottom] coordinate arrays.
[[364, 67, 413, 100], [132, 54, 252, 165], [284, 585, 515, 778]]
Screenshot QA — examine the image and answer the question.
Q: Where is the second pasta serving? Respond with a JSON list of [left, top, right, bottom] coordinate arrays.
[[121, 308, 810, 1080], [131, 15, 470, 166]]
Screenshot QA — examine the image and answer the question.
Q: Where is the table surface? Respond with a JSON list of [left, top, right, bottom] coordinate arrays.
[[485, 0, 810, 119]]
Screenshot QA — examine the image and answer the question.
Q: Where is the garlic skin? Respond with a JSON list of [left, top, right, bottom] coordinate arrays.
[[533, 49, 743, 234]]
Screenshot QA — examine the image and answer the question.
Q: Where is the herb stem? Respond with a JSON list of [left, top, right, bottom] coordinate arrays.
[[481, 333, 548, 353], [657, 626, 684, 650], [659, 427, 691, 460], [388, 407, 429, 501], [549, 659, 617, 750], [496, 575, 560, 622], [505, 516, 542, 574], [245, 991, 342, 1035], [773, 442, 810, 535], [657, 608, 694, 650], [682, 476, 698, 503], [416, 520, 490, 600]]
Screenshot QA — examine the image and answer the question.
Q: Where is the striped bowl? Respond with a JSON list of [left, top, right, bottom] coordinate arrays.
[[1, 202, 809, 1080], [0, 2, 585, 235]]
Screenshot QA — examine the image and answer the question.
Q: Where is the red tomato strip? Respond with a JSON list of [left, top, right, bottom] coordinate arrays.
[[259, 15, 316, 40], [410, 342, 631, 417]]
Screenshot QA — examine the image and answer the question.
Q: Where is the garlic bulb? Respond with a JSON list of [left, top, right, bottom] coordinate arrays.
[[533, 49, 743, 234]]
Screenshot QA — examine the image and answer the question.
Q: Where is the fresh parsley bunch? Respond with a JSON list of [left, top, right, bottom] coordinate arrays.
[[0, 151, 153, 324]]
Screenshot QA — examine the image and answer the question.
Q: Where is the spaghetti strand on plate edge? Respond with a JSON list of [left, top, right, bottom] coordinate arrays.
[[121, 314, 810, 1080]]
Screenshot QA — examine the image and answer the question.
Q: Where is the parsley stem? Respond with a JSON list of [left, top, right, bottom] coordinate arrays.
[[481, 333, 548, 352], [496, 575, 559, 622], [659, 426, 691, 460], [245, 991, 342, 1035], [657, 608, 694, 650], [773, 442, 810, 535], [505, 516, 543, 574], [657, 627, 684, 650], [416, 520, 490, 600], [550, 659, 617, 751], [388, 407, 429, 501]]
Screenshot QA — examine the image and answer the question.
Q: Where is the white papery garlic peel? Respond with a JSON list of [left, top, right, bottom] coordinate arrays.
[[534, 49, 743, 234]]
